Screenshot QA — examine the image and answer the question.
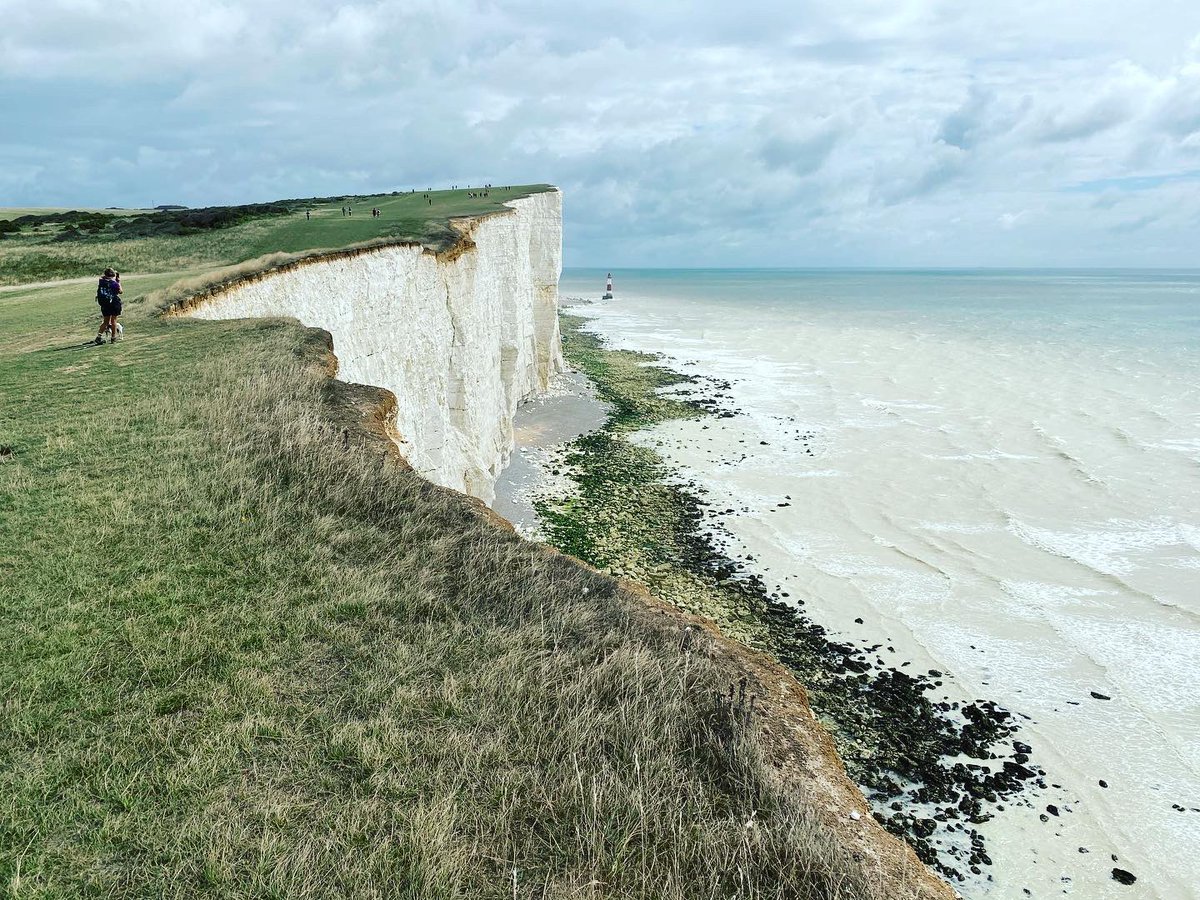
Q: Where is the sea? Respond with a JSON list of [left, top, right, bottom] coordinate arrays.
[[556, 268, 1200, 900]]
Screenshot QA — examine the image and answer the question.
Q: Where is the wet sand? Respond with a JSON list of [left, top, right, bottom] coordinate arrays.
[[492, 370, 608, 534]]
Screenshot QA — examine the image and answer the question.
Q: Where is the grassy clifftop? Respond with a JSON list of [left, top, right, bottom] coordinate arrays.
[[0, 186, 554, 286], [0, 191, 908, 898]]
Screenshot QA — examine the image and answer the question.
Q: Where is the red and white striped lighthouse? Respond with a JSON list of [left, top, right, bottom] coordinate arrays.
[[603, 272, 614, 298]]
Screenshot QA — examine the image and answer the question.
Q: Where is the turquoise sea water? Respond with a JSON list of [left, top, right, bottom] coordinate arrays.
[[560, 268, 1200, 899], [567, 267, 1200, 344]]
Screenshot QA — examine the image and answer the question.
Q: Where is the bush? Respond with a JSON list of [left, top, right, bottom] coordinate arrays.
[[112, 203, 296, 238]]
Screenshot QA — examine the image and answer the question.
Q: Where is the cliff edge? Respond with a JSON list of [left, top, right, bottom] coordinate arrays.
[[189, 190, 564, 504], [179, 188, 954, 899]]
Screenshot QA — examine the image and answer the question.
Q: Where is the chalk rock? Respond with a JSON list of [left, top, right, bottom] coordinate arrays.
[[191, 191, 564, 504]]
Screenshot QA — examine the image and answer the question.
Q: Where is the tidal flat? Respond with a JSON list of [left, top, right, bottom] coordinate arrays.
[[522, 308, 1045, 886]]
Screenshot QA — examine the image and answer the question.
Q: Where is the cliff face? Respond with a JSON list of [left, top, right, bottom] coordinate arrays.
[[180, 187, 954, 898], [190, 191, 564, 503]]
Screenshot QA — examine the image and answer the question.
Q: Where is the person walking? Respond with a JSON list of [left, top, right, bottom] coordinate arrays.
[[94, 267, 122, 344]]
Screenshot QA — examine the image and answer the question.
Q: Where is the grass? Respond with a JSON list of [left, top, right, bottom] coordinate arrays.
[[0, 194, 880, 898], [0, 187, 552, 286]]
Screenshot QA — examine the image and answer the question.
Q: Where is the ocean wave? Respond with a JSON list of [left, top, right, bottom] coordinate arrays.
[[1009, 516, 1190, 576], [924, 450, 1039, 461], [1147, 438, 1200, 460], [1007, 517, 1200, 621], [999, 579, 1112, 616], [1030, 421, 1110, 487], [916, 520, 998, 534]]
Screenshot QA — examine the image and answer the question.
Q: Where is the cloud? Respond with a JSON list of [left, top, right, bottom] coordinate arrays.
[[1110, 213, 1157, 233], [874, 142, 967, 205], [757, 116, 845, 177], [2, 1, 1200, 265], [1152, 68, 1200, 139], [938, 85, 992, 150], [999, 210, 1028, 230], [1070, 169, 1200, 192], [1029, 95, 1133, 144]]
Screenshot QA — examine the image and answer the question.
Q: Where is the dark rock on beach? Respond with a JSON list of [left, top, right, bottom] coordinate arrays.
[[1111, 868, 1137, 885]]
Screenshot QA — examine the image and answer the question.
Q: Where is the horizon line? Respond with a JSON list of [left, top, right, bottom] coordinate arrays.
[[562, 264, 1200, 272]]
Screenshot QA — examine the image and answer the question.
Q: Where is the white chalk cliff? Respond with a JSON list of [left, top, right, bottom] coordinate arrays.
[[190, 190, 564, 504]]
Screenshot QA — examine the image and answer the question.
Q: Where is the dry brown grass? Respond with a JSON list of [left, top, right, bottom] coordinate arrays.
[[2, 280, 880, 897]]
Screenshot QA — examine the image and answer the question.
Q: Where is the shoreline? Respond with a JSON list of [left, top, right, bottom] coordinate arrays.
[[8, 191, 972, 898], [494, 302, 1044, 889], [492, 370, 607, 535], [489, 309, 956, 899], [159, 196, 952, 895], [550, 269, 1200, 900]]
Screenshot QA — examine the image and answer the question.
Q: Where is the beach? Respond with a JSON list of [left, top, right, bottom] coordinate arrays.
[[492, 371, 607, 535], [496, 268, 1200, 899]]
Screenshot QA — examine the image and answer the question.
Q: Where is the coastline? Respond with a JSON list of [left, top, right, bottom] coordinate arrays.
[[181, 282, 958, 897], [7, 190, 967, 898], [2, 201, 890, 898], [541, 268, 1200, 900], [493, 302, 1043, 890], [157, 197, 958, 895], [477, 317, 959, 898]]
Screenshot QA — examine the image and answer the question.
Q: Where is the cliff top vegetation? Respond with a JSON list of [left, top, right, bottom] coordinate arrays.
[[0, 185, 555, 286], [0, 190, 915, 899]]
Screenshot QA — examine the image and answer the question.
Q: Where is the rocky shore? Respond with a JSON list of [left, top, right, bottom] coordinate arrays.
[[523, 307, 1047, 887]]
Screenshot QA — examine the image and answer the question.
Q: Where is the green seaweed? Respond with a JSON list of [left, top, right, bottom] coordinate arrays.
[[537, 310, 1040, 882]]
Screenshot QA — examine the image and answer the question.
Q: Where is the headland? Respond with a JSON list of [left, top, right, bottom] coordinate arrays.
[[1, 188, 951, 898]]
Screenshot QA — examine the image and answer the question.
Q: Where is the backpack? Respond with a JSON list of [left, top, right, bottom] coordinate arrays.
[[97, 278, 117, 305]]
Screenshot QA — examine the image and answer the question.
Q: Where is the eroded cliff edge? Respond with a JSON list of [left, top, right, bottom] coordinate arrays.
[[178, 189, 954, 898], [189, 190, 564, 504]]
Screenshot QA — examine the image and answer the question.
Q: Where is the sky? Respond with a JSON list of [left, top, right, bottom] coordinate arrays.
[[3, 1, 1200, 267]]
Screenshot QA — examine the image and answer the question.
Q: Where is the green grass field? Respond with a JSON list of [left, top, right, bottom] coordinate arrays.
[[0, 187, 551, 286], [0, 191, 876, 898]]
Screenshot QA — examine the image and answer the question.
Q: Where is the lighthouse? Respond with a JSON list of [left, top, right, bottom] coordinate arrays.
[[602, 272, 614, 300]]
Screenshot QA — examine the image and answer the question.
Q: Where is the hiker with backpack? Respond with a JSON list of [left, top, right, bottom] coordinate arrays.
[[94, 267, 123, 344]]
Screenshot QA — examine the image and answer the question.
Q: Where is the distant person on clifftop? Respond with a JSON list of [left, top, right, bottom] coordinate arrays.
[[94, 267, 122, 345]]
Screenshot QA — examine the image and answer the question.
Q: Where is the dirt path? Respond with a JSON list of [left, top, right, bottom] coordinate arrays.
[[0, 275, 96, 293], [0, 270, 203, 294]]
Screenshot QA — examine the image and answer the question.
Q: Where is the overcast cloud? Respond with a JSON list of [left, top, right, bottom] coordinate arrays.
[[3, 0, 1200, 266]]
